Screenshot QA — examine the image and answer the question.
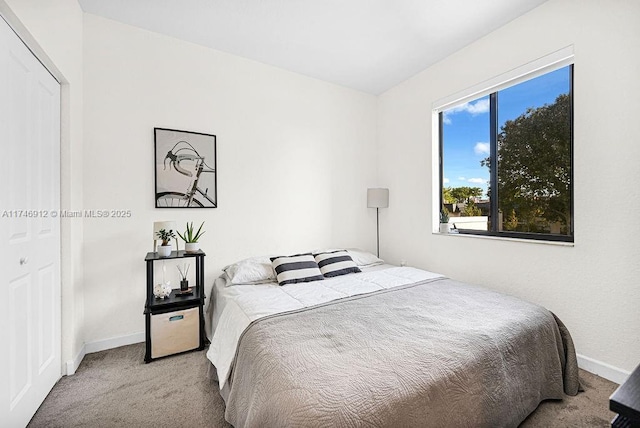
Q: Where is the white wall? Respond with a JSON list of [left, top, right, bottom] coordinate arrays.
[[82, 15, 378, 344], [378, 0, 640, 377], [1, 0, 85, 372]]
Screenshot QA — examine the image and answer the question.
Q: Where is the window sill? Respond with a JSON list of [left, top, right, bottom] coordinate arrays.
[[433, 231, 574, 247]]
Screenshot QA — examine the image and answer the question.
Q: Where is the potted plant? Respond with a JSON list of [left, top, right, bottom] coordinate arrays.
[[439, 208, 450, 234], [156, 228, 176, 257], [177, 221, 205, 253], [177, 263, 190, 291]]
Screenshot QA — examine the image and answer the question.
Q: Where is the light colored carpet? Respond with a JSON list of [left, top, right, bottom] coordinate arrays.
[[28, 343, 617, 427]]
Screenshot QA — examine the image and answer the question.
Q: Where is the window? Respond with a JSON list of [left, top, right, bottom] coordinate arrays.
[[439, 65, 573, 242]]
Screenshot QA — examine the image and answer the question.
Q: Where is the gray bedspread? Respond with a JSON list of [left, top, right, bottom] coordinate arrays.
[[224, 277, 579, 428]]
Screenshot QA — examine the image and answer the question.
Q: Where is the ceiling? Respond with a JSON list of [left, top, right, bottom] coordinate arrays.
[[78, 0, 548, 95]]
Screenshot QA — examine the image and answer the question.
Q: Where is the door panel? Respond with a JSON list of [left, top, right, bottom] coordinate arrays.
[[0, 15, 61, 428], [38, 264, 56, 372], [7, 47, 30, 243], [9, 274, 32, 408], [36, 81, 56, 237]]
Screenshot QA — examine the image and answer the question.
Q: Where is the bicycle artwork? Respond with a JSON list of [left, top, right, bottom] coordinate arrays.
[[154, 128, 217, 208]]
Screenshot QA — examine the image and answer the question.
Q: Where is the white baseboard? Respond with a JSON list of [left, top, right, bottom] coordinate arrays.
[[577, 353, 630, 385], [64, 332, 145, 376], [84, 332, 145, 354], [65, 344, 86, 376]]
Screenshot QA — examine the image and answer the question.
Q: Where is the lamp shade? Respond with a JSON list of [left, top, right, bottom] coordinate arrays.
[[153, 221, 177, 238], [367, 188, 389, 208]]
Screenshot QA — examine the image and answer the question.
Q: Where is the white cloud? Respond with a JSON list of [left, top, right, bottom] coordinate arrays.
[[457, 176, 465, 181], [474, 142, 490, 155], [443, 99, 490, 124], [468, 178, 485, 184], [443, 177, 450, 184], [464, 99, 490, 115]]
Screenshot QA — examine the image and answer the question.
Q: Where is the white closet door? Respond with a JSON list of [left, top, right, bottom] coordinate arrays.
[[0, 15, 61, 428]]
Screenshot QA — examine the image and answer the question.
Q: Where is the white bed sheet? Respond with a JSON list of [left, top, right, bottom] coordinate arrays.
[[206, 265, 444, 392]]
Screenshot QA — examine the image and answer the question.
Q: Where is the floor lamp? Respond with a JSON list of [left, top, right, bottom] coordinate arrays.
[[367, 188, 389, 257]]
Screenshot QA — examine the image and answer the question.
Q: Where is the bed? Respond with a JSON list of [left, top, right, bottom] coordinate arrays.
[[205, 250, 579, 428]]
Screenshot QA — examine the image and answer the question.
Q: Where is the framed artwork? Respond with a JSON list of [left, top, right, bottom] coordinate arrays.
[[154, 128, 217, 208]]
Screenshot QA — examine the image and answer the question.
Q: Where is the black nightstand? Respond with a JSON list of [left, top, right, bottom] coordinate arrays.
[[610, 363, 640, 427], [144, 250, 206, 363]]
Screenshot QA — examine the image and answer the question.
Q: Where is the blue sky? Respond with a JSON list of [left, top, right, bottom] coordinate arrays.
[[442, 66, 570, 197]]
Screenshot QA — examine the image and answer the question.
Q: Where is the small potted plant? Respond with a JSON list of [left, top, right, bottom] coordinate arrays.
[[177, 263, 190, 291], [177, 221, 205, 253], [439, 208, 450, 234], [156, 228, 176, 257]]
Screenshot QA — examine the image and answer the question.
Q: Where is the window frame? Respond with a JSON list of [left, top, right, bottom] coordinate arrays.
[[437, 63, 574, 243]]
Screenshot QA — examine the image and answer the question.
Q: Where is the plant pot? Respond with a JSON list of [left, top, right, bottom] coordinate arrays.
[[439, 223, 449, 234], [180, 279, 189, 291], [157, 245, 172, 257], [184, 242, 200, 254]]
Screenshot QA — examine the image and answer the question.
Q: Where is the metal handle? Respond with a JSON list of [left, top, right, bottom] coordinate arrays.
[[19, 257, 28, 265]]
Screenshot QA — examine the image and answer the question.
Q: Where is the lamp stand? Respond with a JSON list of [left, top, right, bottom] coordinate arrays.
[[376, 207, 380, 258]]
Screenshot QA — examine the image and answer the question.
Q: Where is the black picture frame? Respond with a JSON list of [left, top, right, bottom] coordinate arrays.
[[154, 128, 217, 208]]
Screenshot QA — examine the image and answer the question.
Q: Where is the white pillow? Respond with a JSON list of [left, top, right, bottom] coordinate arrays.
[[223, 256, 276, 286], [346, 249, 384, 267]]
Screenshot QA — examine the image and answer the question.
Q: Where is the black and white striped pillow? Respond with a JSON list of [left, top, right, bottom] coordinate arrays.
[[270, 253, 325, 286], [313, 250, 362, 278]]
